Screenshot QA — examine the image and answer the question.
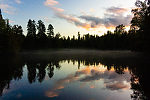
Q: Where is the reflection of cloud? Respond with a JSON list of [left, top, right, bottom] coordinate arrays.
[[79, 68, 131, 91], [53, 74, 77, 90], [105, 81, 130, 91], [45, 74, 78, 98], [45, 91, 59, 98], [16, 93, 22, 98], [90, 85, 95, 89], [75, 67, 91, 77], [45, 67, 131, 98]]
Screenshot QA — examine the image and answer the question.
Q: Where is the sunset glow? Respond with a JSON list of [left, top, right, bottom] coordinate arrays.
[[0, 0, 136, 36]]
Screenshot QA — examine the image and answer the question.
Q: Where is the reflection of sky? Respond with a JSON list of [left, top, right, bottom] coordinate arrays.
[[45, 65, 131, 99], [1, 62, 132, 100]]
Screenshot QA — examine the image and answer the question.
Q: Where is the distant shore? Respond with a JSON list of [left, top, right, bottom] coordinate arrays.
[[21, 49, 143, 58]]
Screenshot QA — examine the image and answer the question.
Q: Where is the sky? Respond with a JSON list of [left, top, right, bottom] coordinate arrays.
[[0, 0, 137, 37]]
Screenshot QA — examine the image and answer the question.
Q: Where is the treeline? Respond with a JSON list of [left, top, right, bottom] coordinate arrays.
[[0, 0, 150, 53], [0, 19, 24, 54]]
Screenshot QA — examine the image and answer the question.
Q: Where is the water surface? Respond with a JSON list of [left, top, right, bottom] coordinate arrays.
[[0, 51, 149, 100]]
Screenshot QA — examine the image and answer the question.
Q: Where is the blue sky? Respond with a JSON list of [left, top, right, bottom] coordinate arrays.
[[0, 0, 137, 37]]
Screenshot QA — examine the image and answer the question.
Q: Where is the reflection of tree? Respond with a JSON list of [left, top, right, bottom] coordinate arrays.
[[0, 54, 149, 100], [130, 73, 146, 100], [47, 63, 54, 78], [114, 65, 125, 74], [37, 63, 47, 83], [0, 55, 24, 96], [0, 80, 10, 96], [25, 60, 61, 83], [53, 61, 61, 69], [129, 63, 150, 100], [27, 62, 37, 83]]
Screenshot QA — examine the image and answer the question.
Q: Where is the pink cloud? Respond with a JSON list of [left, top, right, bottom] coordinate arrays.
[[15, 0, 21, 4], [0, 4, 15, 14], [44, 0, 132, 30], [44, 0, 59, 6], [9, 20, 15, 23], [51, 7, 64, 12], [45, 91, 59, 98], [44, 0, 92, 30]]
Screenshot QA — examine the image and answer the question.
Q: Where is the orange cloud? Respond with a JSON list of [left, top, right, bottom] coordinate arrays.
[[55, 11, 92, 30], [44, 0, 133, 31], [44, 0, 94, 30]]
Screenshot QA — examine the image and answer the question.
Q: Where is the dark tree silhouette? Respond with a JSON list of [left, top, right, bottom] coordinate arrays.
[[37, 20, 46, 39], [24, 19, 37, 49], [0, 14, 24, 54], [1, 0, 150, 53], [130, 0, 150, 51], [47, 24, 54, 38], [37, 20, 47, 48]]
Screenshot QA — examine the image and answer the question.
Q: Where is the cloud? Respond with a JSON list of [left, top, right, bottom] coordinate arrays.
[[44, 0, 132, 30], [51, 7, 64, 12], [9, 20, 15, 23], [79, 7, 132, 28], [0, 4, 15, 14], [15, 0, 21, 4], [44, 0, 59, 6], [44, 0, 92, 30], [55, 12, 91, 30], [79, 15, 104, 28], [106, 7, 129, 14]]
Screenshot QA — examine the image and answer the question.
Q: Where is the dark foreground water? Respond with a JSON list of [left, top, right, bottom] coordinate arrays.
[[0, 51, 150, 100]]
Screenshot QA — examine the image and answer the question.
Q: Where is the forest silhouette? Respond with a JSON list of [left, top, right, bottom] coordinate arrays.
[[0, 0, 150, 54]]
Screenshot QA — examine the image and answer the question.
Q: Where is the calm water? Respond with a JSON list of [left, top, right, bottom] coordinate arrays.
[[0, 54, 149, 100]]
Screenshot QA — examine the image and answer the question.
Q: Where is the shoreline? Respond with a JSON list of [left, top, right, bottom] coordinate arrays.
[[20, 49, 143, 58]]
